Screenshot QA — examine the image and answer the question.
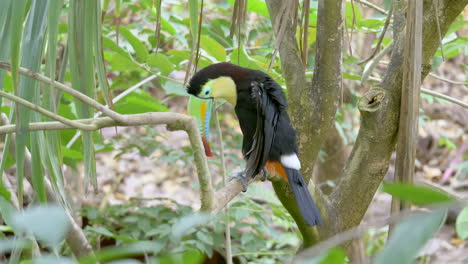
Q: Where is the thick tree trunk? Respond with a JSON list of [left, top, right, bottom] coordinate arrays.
[[266, 0, 468, 252]]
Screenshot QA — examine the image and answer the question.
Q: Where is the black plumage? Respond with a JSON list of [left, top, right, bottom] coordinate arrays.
[[187, 63, 322, 226]]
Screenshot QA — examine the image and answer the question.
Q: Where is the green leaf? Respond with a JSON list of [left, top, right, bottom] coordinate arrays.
[[16, 0, 49, 207], [119, 26, 149, 61], [358, 18, 385, 30], [13, 205, 70, 248], [146, 53, 175, 75], [108, 52, 143, 72], [230, 46, 263, 70], [69, 0, 98, 190], [162, 80, 188, 96], [301, 247, 347, 264], [0, 238, 28, 254], [188, 0, 199, 41], [373, 210, 446, 264], [155, 249, 205, 264], [171, 213, 212, 239], [61, 146, 84, 160], [78, 241, 162, 264], [446, 20, 468, 36], [382, 183, 454, 206], [196, 231, 214, 246], [103, 36, 131, 57], [456, 207, 468, 239], [200, 35, 226, 61], [343, 72, 361, 81], [114, 91, 169, 114], [31, 255, 75, 264]]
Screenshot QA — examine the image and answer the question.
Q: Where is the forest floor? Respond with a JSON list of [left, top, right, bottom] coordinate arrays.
[[83, 57, 467, 263]]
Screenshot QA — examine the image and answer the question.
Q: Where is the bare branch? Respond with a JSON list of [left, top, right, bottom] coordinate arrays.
[[421, 88, 468, 109], [358, 5, 393, 65], [0, 62, 125, 122], [0, 90, 97, 130], [428, 72, 467, 86], [329, 0, 468, 236], [0, 111, 215, 212], [1, 114, 93, 258], [355, 0, 388, 15]]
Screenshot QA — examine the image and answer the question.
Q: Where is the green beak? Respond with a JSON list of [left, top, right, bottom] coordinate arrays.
[[188, 96, 214, 157]]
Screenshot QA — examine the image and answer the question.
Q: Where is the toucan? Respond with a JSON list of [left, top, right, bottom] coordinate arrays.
[[187, 62, 322, 226]]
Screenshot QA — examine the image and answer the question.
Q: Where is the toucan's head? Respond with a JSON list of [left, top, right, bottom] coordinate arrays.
[[187, 63, 244, 157], [187, 62, 242, 106]]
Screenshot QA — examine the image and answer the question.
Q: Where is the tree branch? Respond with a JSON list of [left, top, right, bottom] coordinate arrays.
[[355, 0, 388, 15], [0, 112, 215, 212], [328, 0, 468, 235], [1, 114, 92, 258], [0, 62, 125, 123], [0, 90, 97, 130]]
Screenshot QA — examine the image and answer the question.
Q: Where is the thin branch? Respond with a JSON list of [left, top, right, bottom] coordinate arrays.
[[378, 61, 467, 86], [355, 0, 388, 15], [361, 42, 394, 84], [0, 112, 215, 211], [214, 109, 233, 264], [421, 87, 468, 108], [428, 72, 467, 86], [1, 114, 94, 258], [358, 5, 393, 65], [0, 90, 97, 130], [66, 74, 159, 148], [293, 200, 464, 262], [0, 62, 125, 122], [301, 0, 310, 68], [368, 76, 468, 109], [432, 0, 445, 60]]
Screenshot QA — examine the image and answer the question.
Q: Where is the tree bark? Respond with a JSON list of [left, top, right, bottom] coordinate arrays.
[[266, 0, 468, 250], [328, 0, 468, 236]]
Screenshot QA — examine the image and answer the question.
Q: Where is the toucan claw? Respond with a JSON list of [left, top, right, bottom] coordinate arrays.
[[229, 170, 248, 192], [261, 167, 269, 182]]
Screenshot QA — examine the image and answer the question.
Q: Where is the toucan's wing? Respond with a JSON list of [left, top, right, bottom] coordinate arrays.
[[245, 77, 287, 179]]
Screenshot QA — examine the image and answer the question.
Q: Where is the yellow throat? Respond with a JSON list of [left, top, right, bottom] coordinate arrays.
[[210, 77, 237, 106]]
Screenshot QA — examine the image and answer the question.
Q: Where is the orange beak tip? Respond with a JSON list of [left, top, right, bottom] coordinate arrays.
[[202, 137, 214, 157]]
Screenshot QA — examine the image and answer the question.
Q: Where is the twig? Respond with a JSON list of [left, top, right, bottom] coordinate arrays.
[[432, 0, 445, 60], [66, 74, 158, 148], [368, 76, 468, 109], [355, 0, 387, 15], [293, 201, 464, 263], [428, 72, 467, 86], [301, 0, 310, 68], [214, 109, 233, 264], [358, 5, 393, 65], [421, 88, 468, 109], [361, 42, 394, 84], [0, 90, 97, 131], [0, 62, 124, 122], [1, 114, 93, 258], [0, 111, 215, 211]]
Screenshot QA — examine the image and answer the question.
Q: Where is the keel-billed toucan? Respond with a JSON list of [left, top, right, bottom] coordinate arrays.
[[187, 62, 322, 226]]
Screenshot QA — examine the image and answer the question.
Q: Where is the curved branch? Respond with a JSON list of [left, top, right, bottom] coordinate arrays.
[[0, 61, 125, 123], [329, 0, 468, 235], [1, 114, 93, 258], [0, 90, 97, 130], [0, 112, 215, 212]]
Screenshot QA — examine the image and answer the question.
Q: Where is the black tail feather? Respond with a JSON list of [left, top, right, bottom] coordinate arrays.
[[284, 168, 322, 226]]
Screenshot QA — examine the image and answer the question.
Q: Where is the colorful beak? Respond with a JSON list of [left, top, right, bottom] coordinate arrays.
[[188, 96, 214, 157]]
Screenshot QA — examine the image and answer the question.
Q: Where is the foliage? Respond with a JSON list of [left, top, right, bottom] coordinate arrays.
[[0, 0, 466, 263]]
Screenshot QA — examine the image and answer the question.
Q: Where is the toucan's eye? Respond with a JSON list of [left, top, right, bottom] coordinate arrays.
[[205, 90, 209, 95]]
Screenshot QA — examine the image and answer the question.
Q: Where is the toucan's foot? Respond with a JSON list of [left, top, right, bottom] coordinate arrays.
[[229, 170, 248, 192], [261, 167, 269, 182]]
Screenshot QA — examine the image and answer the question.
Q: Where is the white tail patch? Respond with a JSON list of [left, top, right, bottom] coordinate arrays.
[[280, 153, 301, 170]]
